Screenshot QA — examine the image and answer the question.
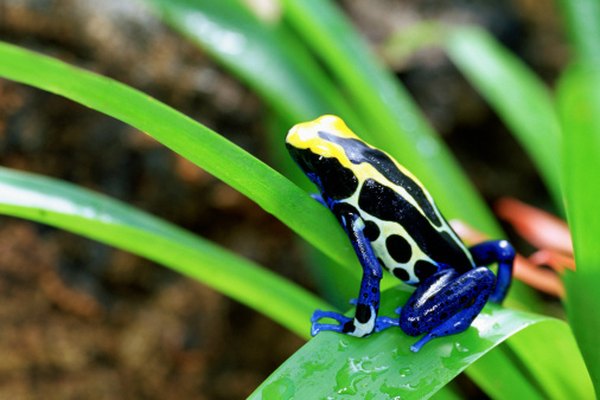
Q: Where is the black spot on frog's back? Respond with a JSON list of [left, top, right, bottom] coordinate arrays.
[[358, 179, 473, 272], [386, 234, 412, 263]]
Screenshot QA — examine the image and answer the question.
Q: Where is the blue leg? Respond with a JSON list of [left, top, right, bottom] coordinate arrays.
[[311, 212, 399, 337], [311, 193, 328, 207], [469, 240, 515, 303], [399, 267, 495, 352]]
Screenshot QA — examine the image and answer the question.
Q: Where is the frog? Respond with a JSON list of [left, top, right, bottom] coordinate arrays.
[[285, 115, 514, 352]]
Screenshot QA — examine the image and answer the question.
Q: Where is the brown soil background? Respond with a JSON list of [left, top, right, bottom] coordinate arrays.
[[0, 0, 565, 398]]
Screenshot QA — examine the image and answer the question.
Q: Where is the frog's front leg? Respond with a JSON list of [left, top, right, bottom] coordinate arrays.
[[311, 211, 399, 337], [399, 267, 495, 352]]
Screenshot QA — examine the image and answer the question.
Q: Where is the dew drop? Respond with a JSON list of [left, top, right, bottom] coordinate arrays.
[[455, 342, 470, 353], [261, 376, 296, 399], [338, 338, 349, 350]]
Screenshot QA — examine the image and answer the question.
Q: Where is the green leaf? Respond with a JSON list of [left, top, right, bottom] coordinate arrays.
[[249, 286, 585, 399], [556, 0, 600, 67], [381, 22, 445, 69], [279, 0, 499, 235], [0, 167, 328, 337], [446, 27, 562, 207], [558, 65, 600, 396], [144, 0, 359, 128], [0, 40, 361, 278], [144, 0, 500, 234], [140, 0, 376, 302], [507, 318, 595, 399]]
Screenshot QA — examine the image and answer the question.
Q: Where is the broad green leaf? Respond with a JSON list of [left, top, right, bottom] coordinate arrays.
[[0, 167, 328, 336], [559, 65, 600, 396], [249, 286, 587, 399], [0, 40, 362, 278], [446, 27, 562, 207]]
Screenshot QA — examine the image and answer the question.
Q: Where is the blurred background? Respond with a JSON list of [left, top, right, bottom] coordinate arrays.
[[0, 0, 566, 398]]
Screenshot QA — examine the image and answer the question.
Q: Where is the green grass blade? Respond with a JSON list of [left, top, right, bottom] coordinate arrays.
[[279, 0, 499, 235], [0, 40, 362, 276], [0, 167, 328, 337], [144, 0, 359, 128], [139, 0, 372, 301], [445, 27, 562, 207], [249, 286, 585, 399], [558, 65, 600, 396], [556, 0, 600, 66]]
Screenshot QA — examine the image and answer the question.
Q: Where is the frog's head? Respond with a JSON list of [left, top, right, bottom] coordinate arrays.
[[286, 115, 357, 172], [286, 115, 361, 197]]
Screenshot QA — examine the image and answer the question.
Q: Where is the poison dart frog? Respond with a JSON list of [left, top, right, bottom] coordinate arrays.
[[286, 115, 514, 352]]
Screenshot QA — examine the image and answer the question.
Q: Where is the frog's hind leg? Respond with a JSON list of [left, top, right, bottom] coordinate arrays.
[[399, 268, 495, 352]]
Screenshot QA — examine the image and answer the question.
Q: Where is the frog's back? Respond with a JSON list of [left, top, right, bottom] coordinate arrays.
[[288, 115, 475, 285]]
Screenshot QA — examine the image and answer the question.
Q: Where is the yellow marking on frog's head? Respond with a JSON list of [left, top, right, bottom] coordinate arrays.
[[286, 115, 359, 160]]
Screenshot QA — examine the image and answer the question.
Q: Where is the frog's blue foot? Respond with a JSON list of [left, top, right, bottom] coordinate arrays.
[[399, 267, 495, 352], [374, 316, 400, 332], [311, 309, 399, 337], [311, 310, 353, 335]]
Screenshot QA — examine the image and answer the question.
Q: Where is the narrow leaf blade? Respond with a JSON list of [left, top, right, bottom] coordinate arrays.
[[446, 27, 562, 206], [559, 65, 600, 396], [0, 40, 360, 275], [556, 0, 600, 67], [144, 0, 357, 126], [280, 0, 499, 234], [0, 167, 328, 336]]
